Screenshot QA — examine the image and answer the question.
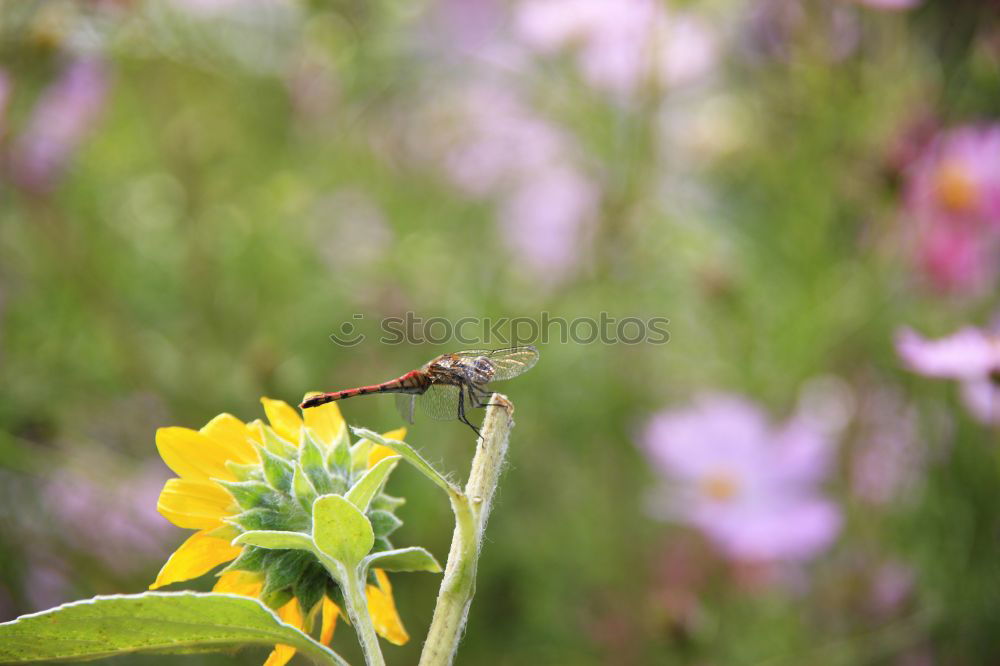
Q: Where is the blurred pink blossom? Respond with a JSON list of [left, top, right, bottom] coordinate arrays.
[[499, 167, 596, 278], [422, 84, 598, 283], [514, 0, 716, 97], [849, 0, 921, 9], [0, 70, 11, 137], [641, 394, 842, 562], [904, 125, 1000, 293], [43, 462, 175, 571], [870, 561, 915, 616], [897, 326, 1000, 425], [436, 86, 570, 196], [11, 57, 110, 193]]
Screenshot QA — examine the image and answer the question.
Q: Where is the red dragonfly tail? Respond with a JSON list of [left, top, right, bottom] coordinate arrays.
[[300, 371, 426, 409]]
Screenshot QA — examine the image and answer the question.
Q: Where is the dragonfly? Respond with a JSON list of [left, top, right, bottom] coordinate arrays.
[[300, 346, 540, 436]]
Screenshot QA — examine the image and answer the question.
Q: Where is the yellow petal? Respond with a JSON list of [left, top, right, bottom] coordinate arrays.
[[302, 394, 346, 446], [320, 596, 339, 645], [381, 427, 407, 441], [157, 478, 234, 530], [264, 598, 304, 666], [368, 428, 407, 468], [156, 427, 238, 482], [367, 569, 409, 645], [149, 530, 241, 590], [261, 397, 303, 445], [213, 571, 263, 597], [263, 644, 296, 666], [200, 413, 258, 465]]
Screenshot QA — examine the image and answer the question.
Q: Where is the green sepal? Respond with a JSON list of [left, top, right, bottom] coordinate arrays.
[[368, 510, 403, 538], [302, 427, 328, 457], [261, 550, 313, 608], [217, 480, 276, 511], [233, 530, 314, 552], [259, 424, 298, 458], [257, 445, 294, 494], [361, 547, 442, 576], [326, 428, 352, 474], [292, 464, 319, 513], [300, 436, 335, 495], [311, 494, 374, 567], [371, 493, 406, 512], [373, 537, 393, 553], [227, 508, 287, 532], [225, 460, 260, 482], [261, 586, 294, 611], [327, 475, 349, 496], [222, 545, 267, 574], [349, 439, 374, 474], [326, 441, 351, 476], [293, 562, 329, 618], [346, 456, 401, 512]]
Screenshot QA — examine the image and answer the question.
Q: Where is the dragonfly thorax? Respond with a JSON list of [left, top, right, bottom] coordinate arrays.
[[467, 356, 495, 384]]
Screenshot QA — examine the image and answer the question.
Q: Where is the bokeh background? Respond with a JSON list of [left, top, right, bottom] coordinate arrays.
[[3, 0, 1000, 664]]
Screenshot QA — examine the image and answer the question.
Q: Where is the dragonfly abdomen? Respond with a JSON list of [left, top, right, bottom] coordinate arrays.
[[299, 371, 429, 409]]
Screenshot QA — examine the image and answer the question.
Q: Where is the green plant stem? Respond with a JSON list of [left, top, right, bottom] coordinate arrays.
[[419, 394, 515, 666], [342, 569, 386, 666], [316, 554, 385, 666]]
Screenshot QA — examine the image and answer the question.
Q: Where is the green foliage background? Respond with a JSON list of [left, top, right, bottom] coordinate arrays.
[[1, 0, 999, 664]]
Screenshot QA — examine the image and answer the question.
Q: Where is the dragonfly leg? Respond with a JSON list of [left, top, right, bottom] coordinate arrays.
[[456, 385, 481, 437]]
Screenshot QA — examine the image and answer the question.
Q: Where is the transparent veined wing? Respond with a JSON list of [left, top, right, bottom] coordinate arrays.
[[395, 393, 416, 424], [418, 384, 462, 421], [454, 346, 540, 382]]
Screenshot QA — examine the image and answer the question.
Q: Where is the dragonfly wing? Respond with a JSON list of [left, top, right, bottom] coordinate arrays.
[[394, 393, 416, 424], [417, 384, 462, 421], [454, 346, 540, 382]]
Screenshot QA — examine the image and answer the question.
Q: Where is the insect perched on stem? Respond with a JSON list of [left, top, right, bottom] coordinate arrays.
[[301, 346, 539, 436]]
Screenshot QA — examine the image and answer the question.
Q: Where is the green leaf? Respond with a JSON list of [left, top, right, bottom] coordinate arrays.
[[0, 592, 348, 666], [311, 494, 374, 567], [233, 530, 315, 552], [361, 547, 442, 576], [345, 456, 401, 512], [351, 427, 458, 495]]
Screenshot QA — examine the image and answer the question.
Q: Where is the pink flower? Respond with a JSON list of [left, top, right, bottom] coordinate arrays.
[[514, 0, 716, 97], [498, 167, 596, 280], [903, 125, 1000, 293], [896, 326, 1000, 425], [849, 0, 921, 10], [641, 394, 842, 562], [420, 84, 598, 283], [906, 126, 1000, 228], [11, 57, 110, 193]]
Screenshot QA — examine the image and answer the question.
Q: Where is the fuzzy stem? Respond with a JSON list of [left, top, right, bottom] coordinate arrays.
[[342, 569, 386, 666], [315, 553, 385, 666], [418, 394, 515, 666]]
